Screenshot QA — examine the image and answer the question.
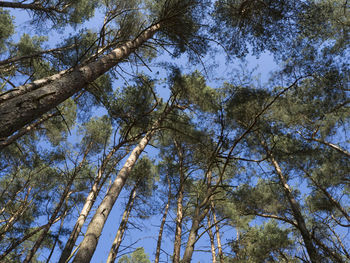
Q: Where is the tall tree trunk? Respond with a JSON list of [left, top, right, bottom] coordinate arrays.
[[182, 204, 210, 263], [155, 176, 171, 263], [211, 205, 224, 263], [267, 152, 320, 263], [106, 185, 137, 263], [207, 214, 217, 263], [72, 119, 162, 263], [0, 23, 162, 139], [58, 142, 126, 263], [173, 140, 185, 263], [23, 144, 91, 263]]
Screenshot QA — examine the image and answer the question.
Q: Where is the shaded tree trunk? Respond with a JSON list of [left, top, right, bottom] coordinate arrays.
[[106, 185, 138, 263], [182, 204, 210, 263], [155, 176, 171, 263], [0, 23, 161, 139]]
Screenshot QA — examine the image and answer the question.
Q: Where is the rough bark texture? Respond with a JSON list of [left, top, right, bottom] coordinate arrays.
[[58, 144, 123, 263], [155, 177, 171, 263], [72, 126, 157, 263], [106, 186, 137, 263], [0, 23, 161, 139]]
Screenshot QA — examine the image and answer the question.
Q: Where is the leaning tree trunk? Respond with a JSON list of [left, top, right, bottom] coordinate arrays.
[[106, 185, 138, 263], [0, 23, 161, 139], [72, 118, 162, 263], [155, 176, 171, 263], [58, 142, 126, 263], [267, 151, 321, 263]]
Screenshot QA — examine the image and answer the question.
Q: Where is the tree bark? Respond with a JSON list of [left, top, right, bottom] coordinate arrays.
[[155, 176, 171, 263], [72, 121, 160, 263], [58, 142, 126, 263], [0, 23, 161, 139], [106, 185, 137, 263]]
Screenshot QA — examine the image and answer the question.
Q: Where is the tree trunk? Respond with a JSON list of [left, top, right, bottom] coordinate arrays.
[[182, 205, 210, 263], [106, 185, 137, 263], [173, 141, 185, 263], [268, 153, 320, 263], [58, 143, 125, 263], [212, 205, 224, 263], [155, 176, 171, 263], [207, 214, 217, 263], [0, 23, 161, 139], [72, 121, 160, 263]]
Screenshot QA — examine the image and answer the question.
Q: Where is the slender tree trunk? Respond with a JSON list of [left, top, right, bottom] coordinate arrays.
[[0, 23, 162, 139], [211, 204, 224, 263], [155, 176, 171, 263], [58, 143, 126, 263], [106, 185, 137, 263], [72, 120, 161, 263], [173, 141, 185, 263], [207, 214, 217, 263], [23, 144, 91, 263], [268, 153, 320, 263]]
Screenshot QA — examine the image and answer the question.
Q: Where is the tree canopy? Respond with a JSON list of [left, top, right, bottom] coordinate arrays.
[[0, 0, 349, 262]]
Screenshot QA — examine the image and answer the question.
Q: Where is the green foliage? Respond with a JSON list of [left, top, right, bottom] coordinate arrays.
[[230, 220, 296, 262], [118, 247, 151, 263], [147, 0, 210, 60], [0, 8, 14, 53], [212, 0, 299, 56], [79, 114, 112, 152]]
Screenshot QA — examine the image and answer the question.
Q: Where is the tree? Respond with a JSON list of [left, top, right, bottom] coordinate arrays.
[[0, 0, 208, 139], [118, 247, 151, 263]]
